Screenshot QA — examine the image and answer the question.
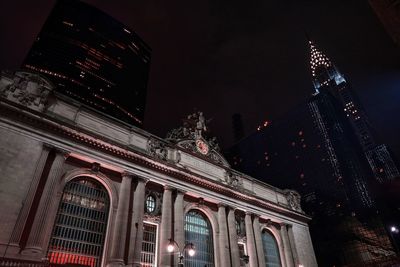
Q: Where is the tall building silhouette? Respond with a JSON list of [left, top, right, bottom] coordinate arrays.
[[308, 39, 399, 184], [22, 0, 151, 127], [227, 39, 399, 266]]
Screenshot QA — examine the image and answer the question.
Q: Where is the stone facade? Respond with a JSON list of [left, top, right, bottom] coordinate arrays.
[[0, 71, 317, 267]]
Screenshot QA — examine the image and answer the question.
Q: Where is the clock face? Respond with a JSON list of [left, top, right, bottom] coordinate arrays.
[[196, 139, 209, 155]]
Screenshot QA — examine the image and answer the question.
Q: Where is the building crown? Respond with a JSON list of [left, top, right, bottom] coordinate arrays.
[[309, 40, 332, 77]]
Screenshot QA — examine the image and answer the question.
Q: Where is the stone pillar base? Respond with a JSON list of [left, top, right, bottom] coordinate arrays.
[[106, 259, 125, 267], [0, 243, 20, 257], [126, 262, 141, 267], [20, 246, 43, 256], [20, 246, 47, 262]]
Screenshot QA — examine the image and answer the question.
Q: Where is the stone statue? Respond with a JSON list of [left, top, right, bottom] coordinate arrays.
[[284, 190, 302, 212]]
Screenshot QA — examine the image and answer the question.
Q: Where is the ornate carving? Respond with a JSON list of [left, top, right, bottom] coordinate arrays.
[[143, 214, 161, 224], [0, 71, 53, 111], [166, 111, 210, 141], [147, 137, 168, 160], [92, 162, 101, 172], [166, 111, 230, 167], [196, 197, 205, 208], [284, 189, 303, 213], [222, 170, 244, 190], [236, 215, 246, 239]]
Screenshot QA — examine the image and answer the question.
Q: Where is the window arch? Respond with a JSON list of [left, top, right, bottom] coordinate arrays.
[[47, 177, 110, 267], [184, 210, 214, 267], [262, 229, 282, 267]]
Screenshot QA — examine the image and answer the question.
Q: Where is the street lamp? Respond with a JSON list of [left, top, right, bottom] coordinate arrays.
[[167, 239, 196, 266], [389, 225, 399, 254]]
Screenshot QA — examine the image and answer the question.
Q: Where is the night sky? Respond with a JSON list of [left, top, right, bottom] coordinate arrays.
[[1, 0, 399, 158]]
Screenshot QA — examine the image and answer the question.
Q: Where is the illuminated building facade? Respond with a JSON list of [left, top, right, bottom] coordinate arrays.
[[0, 70, 317, 267], [227, 40, 399, 266], [22, 0, 151, 127]]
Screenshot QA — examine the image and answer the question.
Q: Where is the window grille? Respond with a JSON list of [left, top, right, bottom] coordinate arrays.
[[261, 230, 281, 267], [140, 222, 158, 267], [184, 210, 214, 267], [47, 177, 110, 267], [145, 195, 156, 213]]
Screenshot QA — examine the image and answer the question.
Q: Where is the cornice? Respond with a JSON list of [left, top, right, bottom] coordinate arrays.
[[0, 101, 311, 223]]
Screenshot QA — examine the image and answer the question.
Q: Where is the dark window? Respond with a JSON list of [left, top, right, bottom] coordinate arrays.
[[262, 230, 281, 267], [47, 177, 110, 267], [184, 210, 214, 267]]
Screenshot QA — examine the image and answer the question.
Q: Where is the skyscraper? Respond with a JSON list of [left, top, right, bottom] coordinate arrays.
[[22, 0, 151, 127], [309, 39, 399, 183], [227, 39, 399, 266]]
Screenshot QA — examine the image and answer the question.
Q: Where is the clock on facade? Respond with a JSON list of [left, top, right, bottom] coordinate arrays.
[[195, 139, 209, 155]]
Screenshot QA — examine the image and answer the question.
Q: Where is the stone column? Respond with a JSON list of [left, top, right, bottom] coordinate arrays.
[[218, 203, 231, 267], [108, 172, 132, 266], [8, 145, 51, 254], [280, 223, 294, 267], [127, 177, 148, 267], [227, 207, 241, 267], [253, 216, 266, 267], [245, 212, 258, 267], [22, 148, 69, 257], [287, 225, 299, 267], [159, 185, 173, 267], [173, 190, 185, 267]]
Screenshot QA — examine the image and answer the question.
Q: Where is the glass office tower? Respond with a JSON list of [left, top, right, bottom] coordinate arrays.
[[23, 0, 151, 127]]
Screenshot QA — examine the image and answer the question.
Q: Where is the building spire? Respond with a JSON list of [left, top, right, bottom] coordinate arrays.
[[308, 38, 332, 77]]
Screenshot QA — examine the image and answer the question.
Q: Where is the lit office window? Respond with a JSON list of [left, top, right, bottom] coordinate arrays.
[[47, 177, 110, 267], [262, 230, 281, 267], [184, 210, 214, 267], [140, 222, 158, 267]]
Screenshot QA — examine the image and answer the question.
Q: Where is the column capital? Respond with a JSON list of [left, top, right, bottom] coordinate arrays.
[[163, 184, 175, 191], [136, 175, 149, 184], [42, 143, 54, 151], [245, 211, 253, 216], [121, 171, 134, 179], [54, 147, 71, 159], [42, 143, 70, 158], [175, 188, 186, 195], [217, 202, 227, 208]]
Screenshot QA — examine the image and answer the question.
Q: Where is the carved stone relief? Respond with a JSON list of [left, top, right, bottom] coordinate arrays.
[[0, 71, 53, 111], [165, 111, 231, 167], [222, 170, 244, 191], [146, 137, 168, 161], [284, 189, 303, 213]]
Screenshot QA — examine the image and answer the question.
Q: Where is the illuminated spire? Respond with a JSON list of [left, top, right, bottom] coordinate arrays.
[[308, 39, 332, 77]]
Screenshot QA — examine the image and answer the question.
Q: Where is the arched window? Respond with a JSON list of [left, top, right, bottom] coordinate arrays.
[[262, 230, 281, 267], [184, 210, 214, 267], [47, 177, 110, 267]]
